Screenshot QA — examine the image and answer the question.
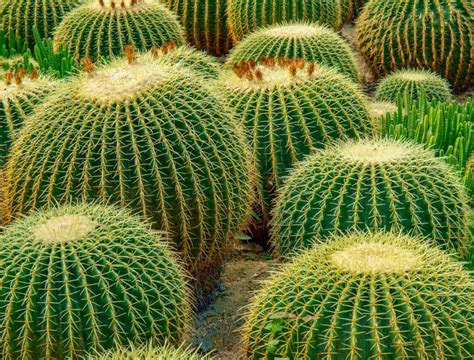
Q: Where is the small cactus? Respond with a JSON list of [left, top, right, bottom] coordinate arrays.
[[375, 69, 452, 103], [225, 22, 359, 82], [54, 0, 185, 62], [0, 203, 190, 359], [244, 231, 474, 359], [272, 138, 470, 258]]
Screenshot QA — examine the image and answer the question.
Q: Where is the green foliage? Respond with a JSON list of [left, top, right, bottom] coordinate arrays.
[[218, 61, 372, 218], [271, 138, 470, 258], [356, 0, 473, 91], [161, 0, 232, 56], [375, 69, 452, 103], [244, 232, 474, 359], [0, 203, 190, 359], [225, 22, 359, 82], [379, 93, 473, 192], [227, 0, 342, 42], [4, 55, 253, 272], [54, 0, 185, 62], [0, 27, 29, 58]]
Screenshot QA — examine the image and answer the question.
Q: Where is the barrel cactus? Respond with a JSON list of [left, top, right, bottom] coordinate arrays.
[[1, 69, 56, 166], [227, 0, 342, 42], [3, 53, 253, 274], [375, 69, 452, 103], [0, 203, 190, 359], [218, 60, 372, 218], [90, 342, 211, 359], [272, 138, 470, 258], [225, 22, 359, 82], [244, 232, 474, 359], [0, 0, 83, 49], [355, 0, 473, 91], [54, 0, 185, 62], [161, 0, 232, 56]]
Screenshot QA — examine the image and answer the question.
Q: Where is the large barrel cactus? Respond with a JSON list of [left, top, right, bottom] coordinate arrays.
[[355, 0, 473, 91], [244, 232, 474, 359], [90, 342, 211, 359], [272, 138, 470, 258], [218, 60, 372, 218], [0, 0, 83, 49], [161, 0, 232, 56], [0, 203, 190, 359], [227, 0, 342, 42], [54, 0, 185, 62], [225, 22, 359, 82], [3, 54, 253, 273]]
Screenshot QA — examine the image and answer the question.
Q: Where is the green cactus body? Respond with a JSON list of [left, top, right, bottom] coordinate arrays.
[[0, 203, 190, 359], [0, 74, 56, 167], [218, 61, 372, 218], [244, 232, 474, 359], [0, 0, 83, 49], [375, 69, 452, 103], [90, 342, 211, 359], [272, 138, 470, 258], [368, 101, 397, 122], [225, 22, 359, 82], [161, 0, 232, 56], [355, 0, 473, 91], [227, 0, 342, 43], [4, 55, 253, 273], [380, 94, 473, 193], [53, 0, 185, 62]]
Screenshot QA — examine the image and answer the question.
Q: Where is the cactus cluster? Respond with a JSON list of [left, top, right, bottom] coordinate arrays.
[[356, 0, 473, 91], [161, 0, 232, 56], [375, 69, 452, 103], [244, 232, 474, 359], [53, 0, 185, 62], [227, 0, 342, 42], [225, 23, 359, 82], [218, 59, 372, 217], [272, 138, 470, 258], [0, 203, 190, 359], [368, 101, 397, 122]]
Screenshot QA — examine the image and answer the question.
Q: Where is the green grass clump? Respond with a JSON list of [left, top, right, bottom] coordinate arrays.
[[225, 22, 359, 82], [272, 138, 470, 258], [244, 232, 474, 359], [0, 203, 190, 359], [90, 342, 211, 359]]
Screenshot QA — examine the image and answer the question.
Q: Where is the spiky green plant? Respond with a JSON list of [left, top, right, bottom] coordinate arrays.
[[225, 22, 359, 82], [244, 231, 474, 359], [1, 71, 56, 167], [0, 27, 29, 58], [218, 60, 372, 218], [90, 342, 211, 359], [272, 138, 470, 258], [0, 0, 83, 49], [53, 0, 185, 62], [0, 203, 190, 359], [161, 0, 232, 56], [355, 0, 473, 91], [3, 53, 253, 274], [227, 0, 342, 42], [368, 101, 397, 122], [380, 93, 473, 193], [375, 69, 452, 103]]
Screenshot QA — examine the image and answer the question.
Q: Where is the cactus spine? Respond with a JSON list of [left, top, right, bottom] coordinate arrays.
[[0, 203, 190, 359], [90, 342, 211, 359], [244, 232, 474, 359], [272, 138, 470, 258]]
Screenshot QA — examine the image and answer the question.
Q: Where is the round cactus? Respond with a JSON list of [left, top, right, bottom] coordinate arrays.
[[3, 53, 253, 273], [227, 0, 342, 43], [0, 69, 56, 167], [0, 203, 190, 359], [161, 0, 232, 56], [272, 138, 470, 258], [355, 0, 473, 91], [90, 342, 211, 359], [225, 22, 359, 82], [53, 0, 185, 62], [218, 60, 373, 218], [375, 69, 452, 103], [244, 231, 474, 359], [0, 0, 83, 49]]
